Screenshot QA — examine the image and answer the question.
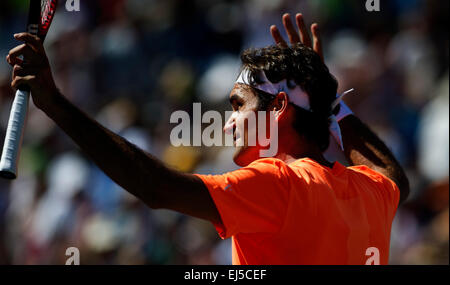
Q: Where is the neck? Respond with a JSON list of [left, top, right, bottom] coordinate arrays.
[[274, 134, 333, 168]]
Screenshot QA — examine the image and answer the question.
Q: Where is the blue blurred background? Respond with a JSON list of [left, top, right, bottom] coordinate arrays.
[[0, 0, 448, 264]]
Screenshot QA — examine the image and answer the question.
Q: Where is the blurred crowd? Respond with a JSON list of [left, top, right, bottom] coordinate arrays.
[[0, 0, 448, 265]]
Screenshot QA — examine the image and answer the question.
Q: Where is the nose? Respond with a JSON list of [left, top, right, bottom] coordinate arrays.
[[223, 112, 237, 134]]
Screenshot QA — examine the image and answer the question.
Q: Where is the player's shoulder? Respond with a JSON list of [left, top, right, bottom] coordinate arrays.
[[248, 157, 287, 167], [245, 157, 290, 175], [249, 157, 322, 168], [247, 157, 325, 180], [348, 165, 391, 183], [347, 164, 401, 196], [347, 165, 401, 210]]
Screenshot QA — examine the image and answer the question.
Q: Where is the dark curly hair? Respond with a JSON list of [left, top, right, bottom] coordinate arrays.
[[240, 43, 338, 152]]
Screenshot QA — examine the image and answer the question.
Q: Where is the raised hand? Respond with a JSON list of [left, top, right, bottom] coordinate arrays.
[[6, 33, 58, 110], [270, 13, 323, 62]]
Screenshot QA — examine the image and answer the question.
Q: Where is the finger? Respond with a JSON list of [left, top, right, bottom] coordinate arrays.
[[6, 54, 23, 66], [8, 44, 38, 63], [295, 13, 312, 48], [311, 23, 324, 61], [9, 44, 43, 67], [282, 13, 301, 44], [14, 33, 43, 52], [11, 75, 36, 89], [270, 25, 288, 47], [13, 64, 40, 78], [13, 64, 24, 78], [8, 44, 27, 58]]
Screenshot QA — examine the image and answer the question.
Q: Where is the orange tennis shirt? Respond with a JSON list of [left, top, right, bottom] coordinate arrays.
[[195, 157, 400, 265]]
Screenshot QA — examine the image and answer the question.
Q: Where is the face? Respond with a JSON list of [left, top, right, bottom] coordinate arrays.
[[224, 83, 267, 166]]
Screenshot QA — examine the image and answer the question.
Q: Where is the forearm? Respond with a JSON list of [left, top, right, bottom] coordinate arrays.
[[36, 90, 221, 223], [40, 90, 171, 208], [339, 115, 409, 203]]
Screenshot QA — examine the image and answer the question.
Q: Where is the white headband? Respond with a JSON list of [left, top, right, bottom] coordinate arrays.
[[236, 68, 311, 110], [235, 68, 355, 151]]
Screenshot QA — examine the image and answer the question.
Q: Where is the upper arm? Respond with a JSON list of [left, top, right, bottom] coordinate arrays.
[[152, 171, 223, 225]]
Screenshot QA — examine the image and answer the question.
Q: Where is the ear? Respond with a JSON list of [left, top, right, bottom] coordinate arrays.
[[270, 91, 289, 121]]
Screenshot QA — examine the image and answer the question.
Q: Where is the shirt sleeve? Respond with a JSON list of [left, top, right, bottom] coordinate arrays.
[[349, 165, 401, 216], [194, 158, 291, 239]]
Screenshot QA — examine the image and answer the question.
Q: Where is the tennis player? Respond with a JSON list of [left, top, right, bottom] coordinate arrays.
[[6, 13, 409, 265]]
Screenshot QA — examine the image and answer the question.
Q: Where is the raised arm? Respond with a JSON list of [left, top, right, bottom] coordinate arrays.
[[6, 33, 222, 223], [339, 115, 409, 203], [270, 13, 409, 204]]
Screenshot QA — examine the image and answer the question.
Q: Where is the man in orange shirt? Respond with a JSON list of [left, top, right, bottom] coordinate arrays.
[[6, 12, 409, 265]]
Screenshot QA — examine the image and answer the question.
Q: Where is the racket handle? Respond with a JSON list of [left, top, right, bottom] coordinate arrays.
[[0, 88, 30, 179]]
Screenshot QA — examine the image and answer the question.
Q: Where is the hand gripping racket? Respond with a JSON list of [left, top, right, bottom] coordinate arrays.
[[0, 0, 58, 179]]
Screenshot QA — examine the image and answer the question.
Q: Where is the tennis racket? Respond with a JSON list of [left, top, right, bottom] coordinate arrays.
[[0, 0, 58, 179]]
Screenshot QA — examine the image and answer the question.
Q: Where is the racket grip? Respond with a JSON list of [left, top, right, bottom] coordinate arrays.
[[0, 88, 30, 179]]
